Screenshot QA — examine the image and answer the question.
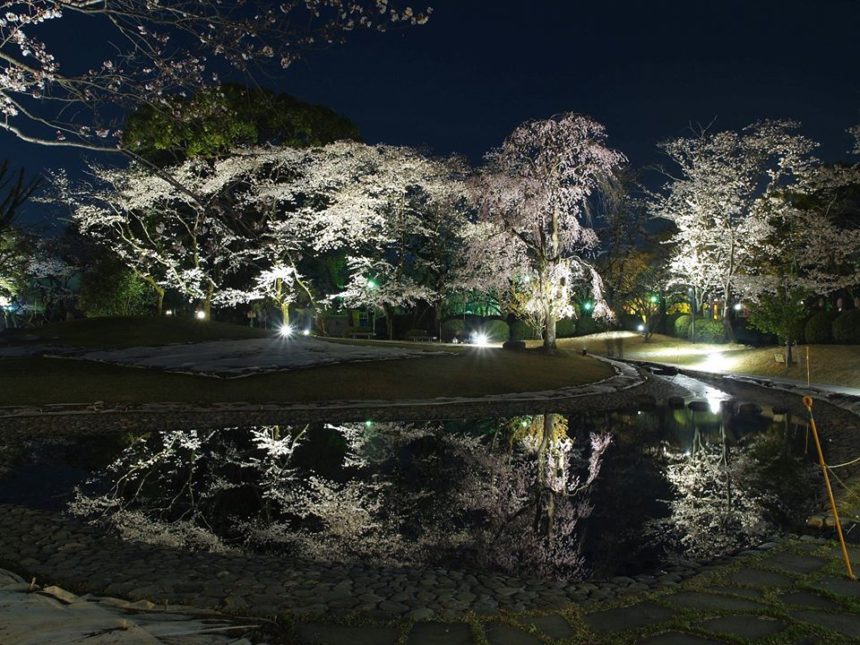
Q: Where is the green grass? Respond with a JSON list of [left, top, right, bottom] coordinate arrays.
[[0, 317, 612, 406], [2, 316, 270, 349], [0, 350, 610, 406], [558, 332, 860, 390]]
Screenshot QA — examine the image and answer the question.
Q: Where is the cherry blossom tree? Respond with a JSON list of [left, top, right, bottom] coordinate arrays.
[[66, 141, 468, 326], [651, 120, 819, 342], [249, 141, 469, 336], [468, 113, 625, 351], [60, 152, 266, 315], [739, 150, 860, 361], [1, 1, 429, 156]]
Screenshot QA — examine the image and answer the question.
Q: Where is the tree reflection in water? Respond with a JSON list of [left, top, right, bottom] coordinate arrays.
[[66, 406, 818, 580], [69, 415, 611, 580]]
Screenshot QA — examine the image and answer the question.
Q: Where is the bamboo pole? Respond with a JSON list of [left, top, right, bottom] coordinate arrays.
[[802, 396, 856, 580], [806, 346, 811, 387]]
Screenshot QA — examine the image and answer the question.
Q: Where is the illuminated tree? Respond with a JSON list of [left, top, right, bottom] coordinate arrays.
[[468, 113, 625, 351], [651, 120, 819, 342], [66, 142, 468, 326]]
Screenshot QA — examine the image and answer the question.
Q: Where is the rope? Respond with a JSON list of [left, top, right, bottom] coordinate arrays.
[[827, 454, 860, 470]]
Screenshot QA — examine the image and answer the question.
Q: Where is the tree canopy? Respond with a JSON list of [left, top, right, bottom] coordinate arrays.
[[123, 85, 362, 166]]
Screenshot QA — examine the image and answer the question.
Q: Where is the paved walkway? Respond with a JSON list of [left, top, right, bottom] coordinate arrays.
[[2, 537, 858, 643]]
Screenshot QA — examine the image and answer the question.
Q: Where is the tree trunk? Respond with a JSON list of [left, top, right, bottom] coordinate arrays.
[[155, 286, 165, 315], [543, 305, 557, 352], [722, 283, 736, 343], [533, 414, 556, 540], [384, 304, 394, 340], [203, 284, 214, 319], [280, 301, 290, 326]]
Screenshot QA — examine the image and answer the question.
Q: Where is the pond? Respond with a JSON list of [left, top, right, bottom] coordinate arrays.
[[0, 396, 822, 583]]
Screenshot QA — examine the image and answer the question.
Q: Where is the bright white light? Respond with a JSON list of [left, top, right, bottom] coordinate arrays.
[[707, 394, 723, 414], [279, 323, 294, 338], [0, 295, 9, 307], [701, 351, 731, 372], [165, 309, 174, 316], [637, 324, 645, 332], [195, 310, 206, 320], [733, 303, 742, 311], [473, 332, 490, 347], [302, 328, 311, 336]]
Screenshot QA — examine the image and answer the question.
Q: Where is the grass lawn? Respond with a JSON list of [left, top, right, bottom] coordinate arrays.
[[2, 316, 271, 348], [0, 318, 612, 406], [559, 331, 860, 390]]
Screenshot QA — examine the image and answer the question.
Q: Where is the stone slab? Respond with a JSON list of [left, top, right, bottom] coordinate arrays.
[[778, 591, 841, 610], [670, 591, 763, 612], [407, 622, 473, 645], [792, 610, 860, 639], [760, 552, 826, 575], [698, 615, 787, 640], [637, 632, 723, 645], [707, 586, 764, 600], [522, 614, 573, 640], [585, 602, 674, 633], [810, 576, 860, 599], [727, 568, 793, 588], [295, 623, 400, 645], [484, 621, 542, 645]]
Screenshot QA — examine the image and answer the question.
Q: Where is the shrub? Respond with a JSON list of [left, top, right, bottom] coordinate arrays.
[[481, 319, 510, 343], [575, 316, 597, 336], [555, 317, 576, 338], [692, 318, 725, 343], [662, 313, 681, 336], [78, 265, 153, 318], [511, 319, 541, 341], [673, 314, 692, 339], [804, 311, 834, 344], [441, 318, 466, 342], [832, 309, 860, 344]]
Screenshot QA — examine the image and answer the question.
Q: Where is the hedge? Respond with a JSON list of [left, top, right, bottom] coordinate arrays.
[[804, 311, 834, 344], [511, 320, 541, 341], [673, 314, 692, 339], [441, 319, 466, 341], [481, 319, 510, 343], [692, 318, 725, 343], [833, 309, 860, 344], [556, 318, 576, 338]]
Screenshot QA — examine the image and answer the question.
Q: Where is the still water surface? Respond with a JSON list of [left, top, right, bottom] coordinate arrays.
[[0, 402, 820, 581]]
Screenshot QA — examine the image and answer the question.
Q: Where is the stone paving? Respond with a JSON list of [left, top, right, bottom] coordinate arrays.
[[2, 499, 859, 643]]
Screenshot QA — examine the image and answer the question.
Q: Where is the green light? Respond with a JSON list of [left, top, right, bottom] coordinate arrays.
[[650, 295, 658, 304], [364, 420, 373, 428], [367, 279, 378, 289], [583, 301, 593, 311], [520, 419, 529, 428]]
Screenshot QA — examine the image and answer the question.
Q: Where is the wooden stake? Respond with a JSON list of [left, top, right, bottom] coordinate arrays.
[[803, 396, 856, 580]]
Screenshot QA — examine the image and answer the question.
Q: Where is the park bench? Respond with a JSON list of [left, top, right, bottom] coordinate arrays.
[[403, 330, 436, 342], [345, 329, 375, 339]]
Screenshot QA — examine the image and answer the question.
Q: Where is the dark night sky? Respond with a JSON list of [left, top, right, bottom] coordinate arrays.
[[4, 0, 859, 227]]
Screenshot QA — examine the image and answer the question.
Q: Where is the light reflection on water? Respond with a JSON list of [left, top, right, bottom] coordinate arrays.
[[0, 404, 820, 581]]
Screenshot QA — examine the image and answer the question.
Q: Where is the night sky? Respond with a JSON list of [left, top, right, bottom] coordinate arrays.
[[5, 0, 859, 227]]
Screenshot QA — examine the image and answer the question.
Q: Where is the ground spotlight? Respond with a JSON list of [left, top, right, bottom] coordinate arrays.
[[279, 323, 294, 338], [302, 328, 311, 336], [472, 332, 490, 347], [195, 310, 206, 320]]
